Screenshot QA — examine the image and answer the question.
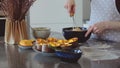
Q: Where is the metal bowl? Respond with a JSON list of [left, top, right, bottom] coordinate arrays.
[[32, 27, 51, 39]]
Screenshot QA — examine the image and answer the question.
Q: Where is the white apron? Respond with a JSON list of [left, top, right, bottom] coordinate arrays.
[[87, 0, 120, 42]]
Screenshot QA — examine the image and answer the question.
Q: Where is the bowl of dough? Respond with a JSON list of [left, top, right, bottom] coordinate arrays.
[[62, 27, 91, 43]]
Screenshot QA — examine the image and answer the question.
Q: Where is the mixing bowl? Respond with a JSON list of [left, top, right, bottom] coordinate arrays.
[[62, 27, 91, 43]]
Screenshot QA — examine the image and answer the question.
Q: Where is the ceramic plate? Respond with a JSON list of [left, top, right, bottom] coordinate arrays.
[[32, 46, 56, 56], [18, 45, 33, 49]]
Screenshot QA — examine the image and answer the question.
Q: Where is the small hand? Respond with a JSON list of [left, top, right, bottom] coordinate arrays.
[[85, 22, 109, 37]]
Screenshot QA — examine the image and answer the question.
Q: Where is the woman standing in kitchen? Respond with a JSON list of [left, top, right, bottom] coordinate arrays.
[[64, 0, 120, 42]]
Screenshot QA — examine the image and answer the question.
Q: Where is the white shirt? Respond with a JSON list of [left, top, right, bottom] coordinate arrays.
[[87, 0, 120, 42]]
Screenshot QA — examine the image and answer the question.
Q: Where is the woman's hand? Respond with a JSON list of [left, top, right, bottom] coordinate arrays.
[[64, 0, 75, 16], [85, 21, 120, 37], [85, 22, 110, 37]]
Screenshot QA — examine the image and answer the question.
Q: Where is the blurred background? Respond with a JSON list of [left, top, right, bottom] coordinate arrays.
[[0, 0, 90, 36]]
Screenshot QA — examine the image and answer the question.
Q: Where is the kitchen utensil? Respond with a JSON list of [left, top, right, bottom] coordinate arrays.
[[70, 12, 81, 31], [72, 16, 77, 29]]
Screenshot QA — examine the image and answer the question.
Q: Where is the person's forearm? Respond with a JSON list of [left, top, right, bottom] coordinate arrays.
[[106, 22, 120, 30]]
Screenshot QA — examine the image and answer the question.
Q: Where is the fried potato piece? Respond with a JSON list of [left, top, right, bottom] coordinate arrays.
[[68, 37, 78, 43], [47, 37, 58, 42], [36, 38, 47, 45], [19, 40, 34, 46]]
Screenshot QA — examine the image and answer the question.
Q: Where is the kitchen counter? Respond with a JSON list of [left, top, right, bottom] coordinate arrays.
[[0, 32, 120, 68]]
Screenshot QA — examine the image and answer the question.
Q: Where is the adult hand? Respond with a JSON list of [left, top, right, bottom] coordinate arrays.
[[64, 0, 75, 16], [85, 22, 110, 37]]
